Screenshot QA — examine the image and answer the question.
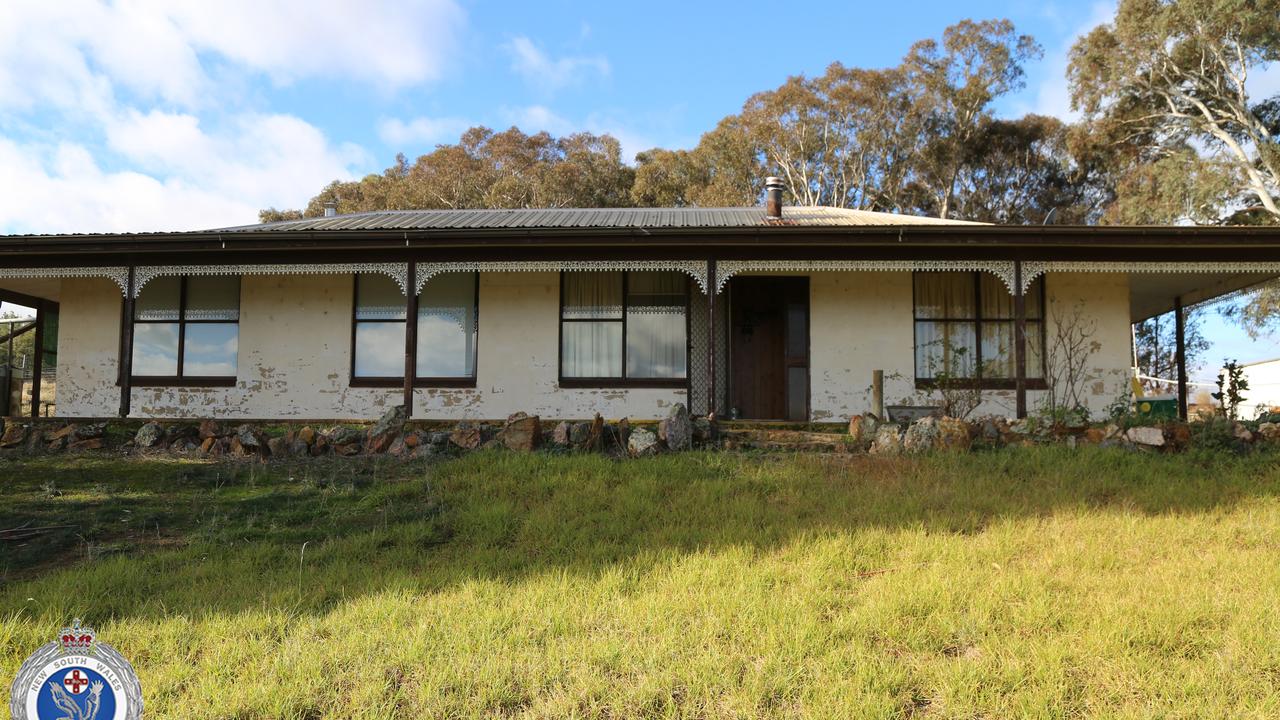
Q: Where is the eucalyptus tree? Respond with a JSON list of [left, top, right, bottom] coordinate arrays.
[[1069, 0, 1280, 221], [903, 19, 1043, 218]]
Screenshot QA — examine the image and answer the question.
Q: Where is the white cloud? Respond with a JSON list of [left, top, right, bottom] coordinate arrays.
[[105, 109, 367, 200], [0, 0, 466, 111], [166, 1, 465, 90], [504, 36, 609, 94], [378, 116, 471, 147], [0, 137, 248, 233], [0, 1, 463, 234], [505, 104, 575, 134], [501, 105, 657, 164], [0, 110, 365, 233], [0, 302, 33, 316]]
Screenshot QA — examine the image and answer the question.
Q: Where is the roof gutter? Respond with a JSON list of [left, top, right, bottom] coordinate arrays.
[[3, 223, 1280, 250]]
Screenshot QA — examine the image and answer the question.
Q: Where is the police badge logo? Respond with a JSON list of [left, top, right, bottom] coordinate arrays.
[[8, 619, 143, 720]]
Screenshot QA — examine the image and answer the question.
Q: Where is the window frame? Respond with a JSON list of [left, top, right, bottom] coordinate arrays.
[[348, 272, 480, 389], [129, 275, 239, 388], [557, 270, 692, 389], [912, 271, 1047, 391]]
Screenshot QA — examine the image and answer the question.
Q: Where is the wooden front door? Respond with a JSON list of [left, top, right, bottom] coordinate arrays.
[[729, 277, 809, 420]]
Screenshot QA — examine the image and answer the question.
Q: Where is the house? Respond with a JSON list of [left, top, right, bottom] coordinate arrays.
[[1, 179, 1276, 423], [1235, 358, 1280, 417]]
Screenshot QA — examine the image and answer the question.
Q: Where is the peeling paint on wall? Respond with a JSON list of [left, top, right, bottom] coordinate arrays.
[[57, 273, 688, 420], [806, 271, 1132, 421], [54, 270, 1130, 421]]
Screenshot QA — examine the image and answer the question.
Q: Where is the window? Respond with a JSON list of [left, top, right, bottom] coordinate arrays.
[[913, 271, 1044, 386], [132, 275, 239, 386], [352, 272, 478, 385], [560, 271, 688, 385]]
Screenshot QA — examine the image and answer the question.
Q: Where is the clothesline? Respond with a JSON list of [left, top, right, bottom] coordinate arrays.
[[1134, 372, 1215, 389]]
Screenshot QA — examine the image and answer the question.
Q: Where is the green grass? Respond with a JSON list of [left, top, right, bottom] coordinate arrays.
[[3, 448, 1280, 718]]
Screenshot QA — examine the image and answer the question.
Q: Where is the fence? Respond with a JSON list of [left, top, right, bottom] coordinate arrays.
[[1, 317, 55, 416]]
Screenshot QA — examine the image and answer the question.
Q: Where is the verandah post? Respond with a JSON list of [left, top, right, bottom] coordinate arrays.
[[30, 301, 43, 418], [404, 261, 417, 418], [872, 369, 884, 420], [119, 266, 136, 418], [1175, 295, 1188, 420], [1013, 261, 1028, 419], [707, 259, 717, 417]]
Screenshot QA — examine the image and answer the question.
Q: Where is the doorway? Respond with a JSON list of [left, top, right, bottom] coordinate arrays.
[[728, 276, 809, 420]]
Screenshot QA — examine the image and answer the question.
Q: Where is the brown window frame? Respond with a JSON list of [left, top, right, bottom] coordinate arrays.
[[349, 272, 480, 389], [128, 275, 239, 388], [557, 270, 691, 389], [912, 271, 1048, 391]]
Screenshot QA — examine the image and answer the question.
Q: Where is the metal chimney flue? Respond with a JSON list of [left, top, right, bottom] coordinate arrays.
[[764, 177, 784, 219], [323, 200, 337, 218]]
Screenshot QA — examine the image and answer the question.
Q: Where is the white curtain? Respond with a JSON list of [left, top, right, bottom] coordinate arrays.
[[914, 272, 975, 319], [915, 272, 1045, 380], [562, 272, 623, 377], [914, 321, 976, 378], [563, 272, 623, 319], [560, 271, 687, 378], [625, 271, 686, 378], [626, 310, 686, 378], [562, 322, 622, 377]]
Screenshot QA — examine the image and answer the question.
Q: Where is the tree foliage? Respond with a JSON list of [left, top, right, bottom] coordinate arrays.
[[939, 114, 1110, 224], [261, 7, 1280, 339], [1068, 0, 1280, 222], [1134, 309, 1211, 381], [272, 18, 1110, 225], [0, 310, 36, 371], [269, 127, 636, 219], [900, 19, 1044, 218], [631, 116, 764, 207], [270, 5, 1280, 232]]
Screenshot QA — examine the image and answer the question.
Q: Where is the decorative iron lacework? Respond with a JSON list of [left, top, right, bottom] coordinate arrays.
[[1019, 261, 1280, 293], [627, 305, 686, 316], [714, 260, 1019, 294], [0, 266, 131, 295], [184, 309, 239, 321], [563, 306, 624, 319], [134, 263, 409, 296], [417, 260, 710, 295], [419, 306, 474, 332], [689, 291, 709, 415]]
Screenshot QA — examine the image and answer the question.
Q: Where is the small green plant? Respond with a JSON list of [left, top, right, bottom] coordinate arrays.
[[1212, 360, 1250, 420], [924, 343, 985, 420], [1105, 386, 1139, 427], [1189, 416, 1244, 455], [1035, 403, 1090, 429], [1100, 386, 1131, 420]]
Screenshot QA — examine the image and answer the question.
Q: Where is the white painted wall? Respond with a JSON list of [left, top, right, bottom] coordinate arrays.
[[54, 270, 1132, 421], [55, 273, 686, 420], [804, 271, 1133, 421], [58, 275, 403, 418], [417, 271, 687, 420], [1238, 360, 1280, 415]]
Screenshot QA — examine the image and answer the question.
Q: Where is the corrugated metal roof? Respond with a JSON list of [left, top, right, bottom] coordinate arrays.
[[212, 206, 983, 232]]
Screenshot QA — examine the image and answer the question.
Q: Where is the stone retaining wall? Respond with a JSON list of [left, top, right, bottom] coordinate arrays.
[[2, 405, 1275, 461]]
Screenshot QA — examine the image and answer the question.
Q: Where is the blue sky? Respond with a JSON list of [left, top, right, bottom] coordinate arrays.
[[0, 0, 1275, 376]]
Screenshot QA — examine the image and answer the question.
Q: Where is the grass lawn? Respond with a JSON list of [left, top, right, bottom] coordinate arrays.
[[3, 448, 1280, 718]]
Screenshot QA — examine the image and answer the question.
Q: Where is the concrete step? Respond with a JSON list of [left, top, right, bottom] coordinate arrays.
[[719, 428, 851, 453]]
